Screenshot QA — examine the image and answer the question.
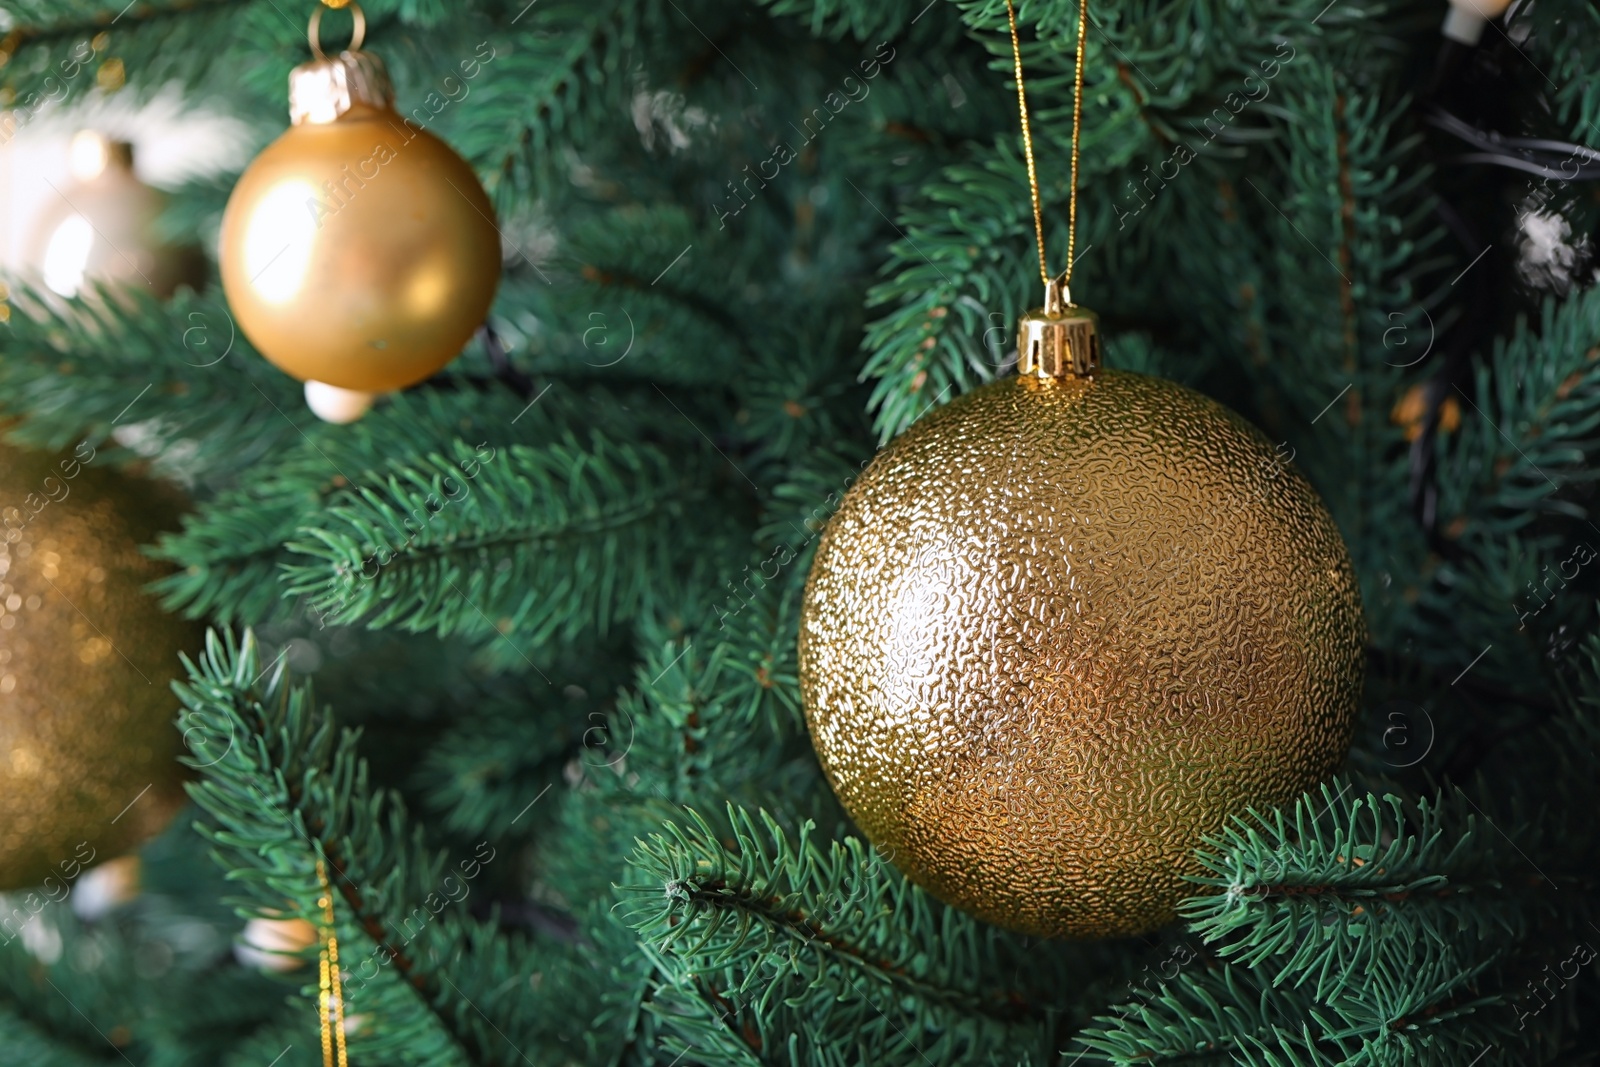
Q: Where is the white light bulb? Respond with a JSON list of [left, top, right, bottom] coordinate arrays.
[[1443, 0, 1515, 44]]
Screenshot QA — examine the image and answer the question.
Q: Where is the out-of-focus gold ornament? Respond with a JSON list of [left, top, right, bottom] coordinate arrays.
[[218, 2, 501, 394], [799, 277, 1366, 938], [237, 914, 318, 972], [22, 131, 206, 300], [0, 443, 199, 890]]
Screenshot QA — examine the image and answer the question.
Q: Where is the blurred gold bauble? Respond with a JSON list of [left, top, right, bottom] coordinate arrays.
[[799, 366, 1365, 938], [23, 131, 206, 300], [0, 443, 199, 890], [236, 915, 318, 972], [218, 43, 501, 392]]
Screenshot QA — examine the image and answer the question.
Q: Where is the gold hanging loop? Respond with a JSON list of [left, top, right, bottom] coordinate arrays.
[[309, 1, 366, 61]]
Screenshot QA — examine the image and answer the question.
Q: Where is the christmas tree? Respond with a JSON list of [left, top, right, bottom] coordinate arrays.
[[1, 0, 1599, 1063]]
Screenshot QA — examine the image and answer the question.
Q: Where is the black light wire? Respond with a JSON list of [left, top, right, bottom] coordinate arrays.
[[1403, 13, 1600, 546], [1427, 106, 1600, 180]]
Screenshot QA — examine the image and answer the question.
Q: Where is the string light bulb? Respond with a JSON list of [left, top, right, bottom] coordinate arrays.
[[1442, 0, 1516, 45]]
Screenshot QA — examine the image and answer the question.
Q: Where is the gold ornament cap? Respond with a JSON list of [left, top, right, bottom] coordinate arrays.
[[1018, 274, 1100, 379], [289, 4, 390, 125]]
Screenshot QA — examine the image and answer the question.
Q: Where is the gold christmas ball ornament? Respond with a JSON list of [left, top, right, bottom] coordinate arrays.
[[23, 131, 207, 300], [800, 284, 1365, 939], [219, 4, 501, 394], [0, 443, 200, 891]]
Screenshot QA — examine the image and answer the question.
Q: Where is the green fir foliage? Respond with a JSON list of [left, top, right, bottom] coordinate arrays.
[[1, 0, 1599, 1062]]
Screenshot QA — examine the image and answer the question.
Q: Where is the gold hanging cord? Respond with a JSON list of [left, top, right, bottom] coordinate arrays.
[[317, 857, 350, 1067], [1008, 0, 1100, 380], [1005, 0, 1089, 293]]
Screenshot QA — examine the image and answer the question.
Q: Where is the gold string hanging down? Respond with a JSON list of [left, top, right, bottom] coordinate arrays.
[[1005, 0, 1048, 288], [317, 858, 350, 1067], [1007, 0, 1100, 379], [1004, 0, 1090, 290]]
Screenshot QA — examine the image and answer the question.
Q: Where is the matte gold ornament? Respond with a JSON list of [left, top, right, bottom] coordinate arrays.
[[0, 443, 199, 890], [219, 4, 501, 393], [23, 131, 206, 300], [799, 279, 1365, 939]]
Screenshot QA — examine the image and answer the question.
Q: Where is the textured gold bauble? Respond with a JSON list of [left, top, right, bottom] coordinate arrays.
[[0, 444, 200, 890], [219, 52, 501, 392], [24, 132, 206, 300], [799, 370, 1365, 938]]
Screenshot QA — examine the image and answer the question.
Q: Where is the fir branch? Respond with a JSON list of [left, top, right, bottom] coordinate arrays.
[[857, 0, 1386, 443], [1072, 954, 1508, 1066], [0, 887, 293, 1066], [0, 285, 308, 484], [280, 430, 724, 644], [0, 1005, 120, 1066], [753, 0, 919, 40], [153, 383, 736, 641], [448, 0, 636, 171], [147, 481, 314, 625], [174, 629, 551, 1067], [1435, 287, 1600, 539], [219, 1020, 325, 1067], [410, 682, 591, 841], [1522, 0, 1600, 140], [627, 805, 1068, 1066], [588, 579, 823, 825], [0, 0, 239, 37], [494, 205, 755, 387], [535, 584, 826, 1022], [1394, 287, 1600, 688], [1181, 785, 1529, 1001], [1, 2, 296, 124]]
